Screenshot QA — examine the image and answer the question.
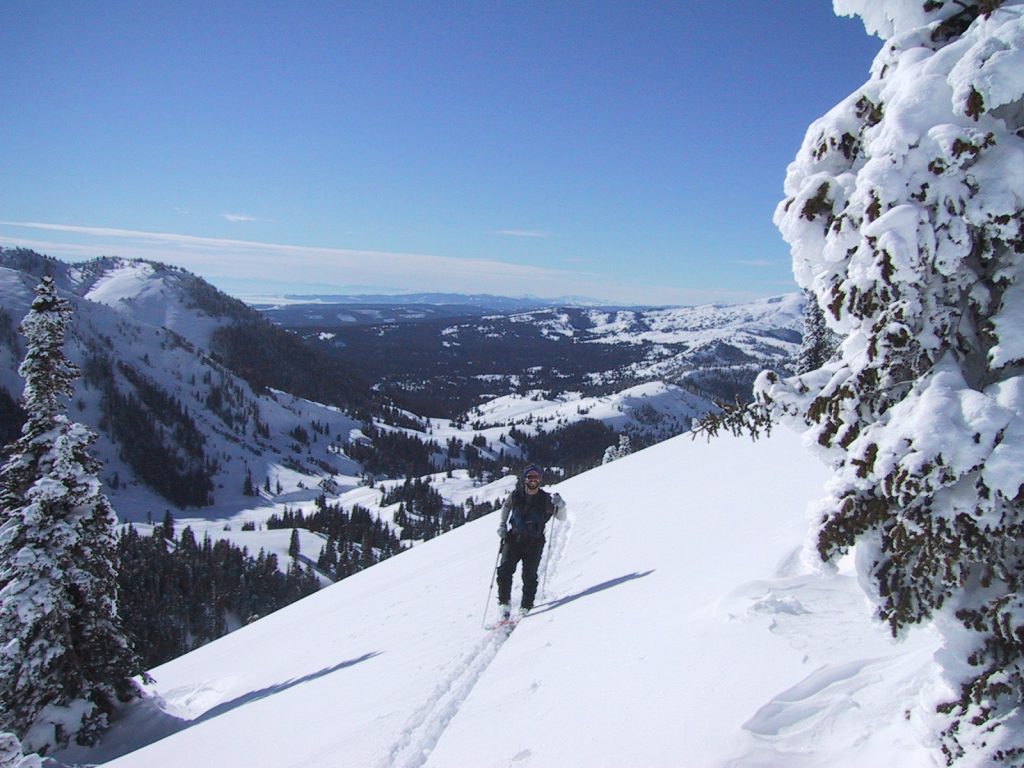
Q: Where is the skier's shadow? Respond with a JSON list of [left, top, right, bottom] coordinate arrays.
[[193, 651, 381, 725], [75, 652, 382, 765], [532, 570, 654, 615]]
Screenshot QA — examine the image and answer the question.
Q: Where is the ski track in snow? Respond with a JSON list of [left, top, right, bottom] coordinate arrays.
[[378, 629, 513, 768], [379, 504, 574, 768]]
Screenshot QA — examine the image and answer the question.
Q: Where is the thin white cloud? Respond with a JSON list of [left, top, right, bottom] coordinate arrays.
[[493, 229, 548, 238], [0, 220, 580, 292], [222, 213, 271, 223], [0, 221, 791, 306], [736, 259, 775, 268]]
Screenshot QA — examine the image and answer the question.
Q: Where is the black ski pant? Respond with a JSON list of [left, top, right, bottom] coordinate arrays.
[[497, 535, 545, 610]]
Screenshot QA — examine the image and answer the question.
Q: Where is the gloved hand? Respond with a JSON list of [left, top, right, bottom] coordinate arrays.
[[552, 493, 565, 511], [497, 522, 507, 538]]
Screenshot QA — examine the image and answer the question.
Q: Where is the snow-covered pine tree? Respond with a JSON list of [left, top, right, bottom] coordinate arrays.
[[616, 433, 631, 459], [795, 290, 839, 374], [602, 434, 633, 465], [0, 277, 144, 754], [754, 1, 1024, 762]]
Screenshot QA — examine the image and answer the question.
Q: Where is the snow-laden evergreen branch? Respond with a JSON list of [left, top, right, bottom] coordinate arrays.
[[760, 1, 1024, 762]]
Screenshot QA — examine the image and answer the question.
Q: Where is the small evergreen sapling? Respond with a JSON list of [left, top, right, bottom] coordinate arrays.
[[601, 434, 633, 464]]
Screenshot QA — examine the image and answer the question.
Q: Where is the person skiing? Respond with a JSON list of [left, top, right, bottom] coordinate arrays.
[[496, 464, 566, 620]]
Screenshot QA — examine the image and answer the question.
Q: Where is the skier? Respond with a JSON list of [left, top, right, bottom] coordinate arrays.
[[496, 464, 566, 620]]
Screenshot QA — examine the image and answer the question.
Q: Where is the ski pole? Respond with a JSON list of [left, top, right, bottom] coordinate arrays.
[[540, 514, 555, 598], [481, 539, 504, 628]]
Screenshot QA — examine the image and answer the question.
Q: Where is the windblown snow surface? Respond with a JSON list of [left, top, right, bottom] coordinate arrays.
[[57, 428, 945, 767]]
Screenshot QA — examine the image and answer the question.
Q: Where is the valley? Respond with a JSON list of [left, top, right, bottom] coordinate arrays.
[[258, 295, 803, 418], [0, 247, 804, 666]]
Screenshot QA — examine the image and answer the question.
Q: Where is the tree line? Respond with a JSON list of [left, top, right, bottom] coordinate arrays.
[[266, 496, 404, 580], [116, 521, 320, 670]]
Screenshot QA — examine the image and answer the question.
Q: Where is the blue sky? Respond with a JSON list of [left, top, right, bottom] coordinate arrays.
[[0, 1, 880, 305]]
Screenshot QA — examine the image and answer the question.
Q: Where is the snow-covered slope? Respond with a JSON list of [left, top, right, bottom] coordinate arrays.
[[464, 380, 707, 440], [0, 258, 365, 521], [78, 260, 223, 349], [529, 293, 803, 347], [56, 427, 943, 768], [503, 293, 804, 381]]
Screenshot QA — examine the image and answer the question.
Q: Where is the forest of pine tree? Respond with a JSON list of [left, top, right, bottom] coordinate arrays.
[[383, 478, 466, 540], [81, 352, 215, 507], [209, 318, 375, 419], [344, 423, 439, 478], [512, 419, 617, 478], [115, 522, 320, 669], [266, 495, 404, 579]]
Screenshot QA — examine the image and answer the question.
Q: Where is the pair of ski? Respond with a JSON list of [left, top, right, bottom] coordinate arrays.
[[484, 617, 519, 632], [484, 610, 529, 632]]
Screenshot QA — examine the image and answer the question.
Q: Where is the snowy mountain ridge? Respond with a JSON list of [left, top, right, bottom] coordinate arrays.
[[504, 293, 802, 345], [0, 252, 366, 521], [498, 294, 802, 383]]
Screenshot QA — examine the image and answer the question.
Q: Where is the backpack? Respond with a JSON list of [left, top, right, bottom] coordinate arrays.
[[507, 487, 552, 542]]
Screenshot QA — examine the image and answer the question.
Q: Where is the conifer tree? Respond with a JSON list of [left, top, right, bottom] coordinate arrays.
[[602, 433, 633, 464], [742, 2, 1024, 762], [0, 277, 144, 753], [161, 509, 175, 541], [616, 434, 631, 459], [795, 290, 839, 374]]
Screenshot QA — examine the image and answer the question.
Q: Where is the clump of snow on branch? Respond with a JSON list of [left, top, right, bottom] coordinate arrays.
[[0, 732, 41, 768]]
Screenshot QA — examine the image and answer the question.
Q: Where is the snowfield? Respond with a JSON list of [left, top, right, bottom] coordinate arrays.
[[55, 427, 944, 768]]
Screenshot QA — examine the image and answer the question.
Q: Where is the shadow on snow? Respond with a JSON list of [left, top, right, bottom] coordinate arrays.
[[193, 651, 382, 725], [533, 570, 655, 615], [49, 652, 381, 767]]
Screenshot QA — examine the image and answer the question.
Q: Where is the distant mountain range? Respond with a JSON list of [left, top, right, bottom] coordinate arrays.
[[259, 293, 804, 417], [0, 247, 804, 522], [250, 291, 617, 312]]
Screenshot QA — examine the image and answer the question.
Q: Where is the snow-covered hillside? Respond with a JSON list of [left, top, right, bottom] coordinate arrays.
[[501, 293, 804, 382], [464, 380, 707, 439], [53, 427, 945, 768], [78, 260, 223, 349], [518, 293, 802, 346], [0, 257, 366, 521]]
